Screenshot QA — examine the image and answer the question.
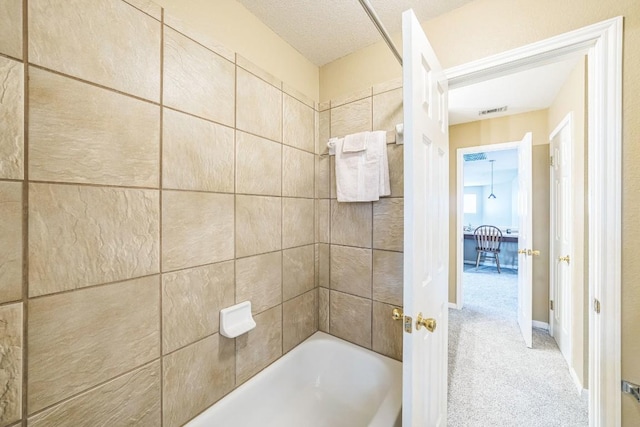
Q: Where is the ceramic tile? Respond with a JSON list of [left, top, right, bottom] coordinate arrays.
[[236, 251, 282, 314], [123, 0, 161, 20], [373, 198, 404, 252], [330, 98, 372, 138], [235, 196, 281, 258], [162, 261, 235, 354], [372, 78, 402, 95], [372, 250, 403, 306], [283, 94, 314, 153], [236, 67, 282, 142], [0, 0, 22, 59], [316, 199, 330, 243], [236, 306, 282, 384], [330, 245, 372, 298], [163, 334, 234, 427], [330, 200, 372, 248], [0, 57, 23, 180], [28, 276, 160, 413], [29, 67, 159, 187], [316, 110, 331, 154], [236, 55, 281, 89], [236, 131, 282, 196], [0, 181, 22, 304], [282, 146, 314, 198], [387, 144, 404, 197], [29, 0, 160, 101], [28, 362, 161, 427], [282, 83, 315, 109], [316, 155, 330, 199], [0, 303, 22, 426], [318, 101, 330, 112], [283, 245, 314, 301], [283, 291, 316, 353], [163, 108, 234, 192], [372, 301, 403, 361], [318, 243, 329, 288], [373, 88, 403, 134], [164, 14, 233, 62], [164, 27, 235, 126], [331, 88, 372, 108], [329, 291, 371, 349], [319, 287, 329, 332], [162, 191, 234, 271], [282, 198, 314, 249], [28, 183, 159, 297]]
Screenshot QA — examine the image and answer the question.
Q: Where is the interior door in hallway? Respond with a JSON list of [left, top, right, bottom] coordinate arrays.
[[402, 8, 449, 427], [517, 132, 533, 348], [549, 116, 573, 364]]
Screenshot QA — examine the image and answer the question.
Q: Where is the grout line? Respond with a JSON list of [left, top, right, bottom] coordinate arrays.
[[24, 358, 161, 420], [27, 273, 162, 301], [27, 63, 160, 106], [0, 51, 23, 63], [21, 0, 29, 423], [164, 24, 233, 67], [158, 9, 165, 426], [280, 86, 284, 357], [232, 59, 238, 390]]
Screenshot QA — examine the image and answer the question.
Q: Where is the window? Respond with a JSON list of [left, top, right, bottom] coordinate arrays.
[[464, 194, 477, 214]]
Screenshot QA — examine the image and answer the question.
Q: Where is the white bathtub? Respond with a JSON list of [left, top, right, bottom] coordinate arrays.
[[187, 332, 402, 427]]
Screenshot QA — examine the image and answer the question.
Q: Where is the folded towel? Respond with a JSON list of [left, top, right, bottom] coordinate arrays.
[[368, 131, 390, 197], [335, 131, 390, 202], [343, 131, 368, 153]]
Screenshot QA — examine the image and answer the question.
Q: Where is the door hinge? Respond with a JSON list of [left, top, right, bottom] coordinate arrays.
[[549, 300, 554, 310], [594, 298, 601, 314], [550, 155, 555, 167]]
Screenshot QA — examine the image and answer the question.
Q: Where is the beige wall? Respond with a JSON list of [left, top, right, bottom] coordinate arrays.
[[320, 1, 640, 421], [153, 0, 319, 101], [316, 82, 406, 361], [548, 57, 588, 387], [449, 111, 550, 323], [0, 1, 318, 425]]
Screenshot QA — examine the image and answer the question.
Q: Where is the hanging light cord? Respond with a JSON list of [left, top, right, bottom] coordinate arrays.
[[488, 160, 497, 199]]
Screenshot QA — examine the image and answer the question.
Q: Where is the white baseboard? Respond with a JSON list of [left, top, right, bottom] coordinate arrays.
[[569, 366, 588, 397], [532, 320, 549, 330]]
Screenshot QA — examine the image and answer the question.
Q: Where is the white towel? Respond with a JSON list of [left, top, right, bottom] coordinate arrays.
[[368, 131, 390, 197], [335, 131, 390, 202], [343, 131, 367, 153]]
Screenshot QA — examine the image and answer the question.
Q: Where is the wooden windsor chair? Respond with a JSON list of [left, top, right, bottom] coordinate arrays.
[[473, 225, 503, 273]]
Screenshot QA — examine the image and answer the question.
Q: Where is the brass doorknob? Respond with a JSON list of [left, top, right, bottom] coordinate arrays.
[[558, 255, 570, 264], [527, 249, 540, 256], [415, 313, 436, 332], [518, 249, 527, 255], [392, 308, 404, 321]]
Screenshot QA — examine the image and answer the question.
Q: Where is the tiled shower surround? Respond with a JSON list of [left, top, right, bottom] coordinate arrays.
[[0, 0, 403, 425], [316, 82, 405, 363]]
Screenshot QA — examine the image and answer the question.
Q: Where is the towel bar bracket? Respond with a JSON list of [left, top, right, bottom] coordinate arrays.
[[622, 380, 640, 403]]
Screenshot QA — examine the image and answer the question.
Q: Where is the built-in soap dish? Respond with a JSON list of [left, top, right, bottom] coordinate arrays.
[[220, 301, 256, 338]]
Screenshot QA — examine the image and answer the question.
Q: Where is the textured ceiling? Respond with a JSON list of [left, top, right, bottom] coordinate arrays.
[[449, 55, 582, 125], [236, 0, 475, 66]]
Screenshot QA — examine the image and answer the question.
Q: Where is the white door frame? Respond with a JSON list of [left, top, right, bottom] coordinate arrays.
[[548, 112, 574, 364], [444, 17, 623, 426], [455, 140, 522, 311]]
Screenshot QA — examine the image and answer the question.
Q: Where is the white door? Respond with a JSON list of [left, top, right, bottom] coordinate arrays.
[[549, 116, 573, 363], [517, 133, 533, 348], [402, 9, 449, 426]]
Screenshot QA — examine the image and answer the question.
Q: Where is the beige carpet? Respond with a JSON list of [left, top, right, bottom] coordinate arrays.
[[447, 266, 588, 426]]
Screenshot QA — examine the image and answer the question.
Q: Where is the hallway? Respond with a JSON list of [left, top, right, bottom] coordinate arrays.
[[447, 266, 588, 426]]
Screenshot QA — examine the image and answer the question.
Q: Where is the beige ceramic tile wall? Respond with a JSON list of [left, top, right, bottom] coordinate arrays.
[[316, 83, 405, 361], [0, 1, 318, 425]]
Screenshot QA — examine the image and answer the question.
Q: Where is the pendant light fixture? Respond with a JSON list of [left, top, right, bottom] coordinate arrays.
[[488, 160, 497, 199]]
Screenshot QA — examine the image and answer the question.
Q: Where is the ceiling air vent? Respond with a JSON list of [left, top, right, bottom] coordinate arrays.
[[463, 152, 487, 162], [479, 106, 508, 116]]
